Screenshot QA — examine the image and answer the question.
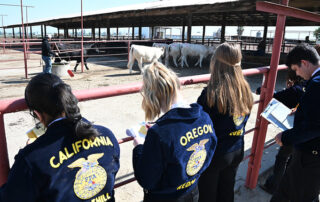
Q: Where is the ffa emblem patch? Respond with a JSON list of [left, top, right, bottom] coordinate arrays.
[[68, 153, 107, 200], [233, 114, 245, 126], [186, 139, 209, 176]]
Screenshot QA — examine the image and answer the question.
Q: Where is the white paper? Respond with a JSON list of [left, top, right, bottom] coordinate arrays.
[[261, 98, 294, 131], [126, 122, 148, 140]]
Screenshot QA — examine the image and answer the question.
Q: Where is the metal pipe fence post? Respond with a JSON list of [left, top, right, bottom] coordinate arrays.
[[245, 0, 288, 189], [81, 0, 84, 73]]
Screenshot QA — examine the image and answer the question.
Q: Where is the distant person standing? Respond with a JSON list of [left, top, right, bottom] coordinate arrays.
[[305, 36, 310, 44], [42, 34, 55, 73]]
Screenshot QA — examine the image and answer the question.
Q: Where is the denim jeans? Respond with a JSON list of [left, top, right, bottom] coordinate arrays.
[[42, 56, 52, 73]]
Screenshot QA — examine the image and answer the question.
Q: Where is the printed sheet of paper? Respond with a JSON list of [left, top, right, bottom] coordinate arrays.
[[261, 98, 294, 131], [126, 122, 148, 140]]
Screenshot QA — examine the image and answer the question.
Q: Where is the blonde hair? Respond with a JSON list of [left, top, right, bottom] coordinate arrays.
[[141, 62, 180, 121], [207, 42, 253, 116]]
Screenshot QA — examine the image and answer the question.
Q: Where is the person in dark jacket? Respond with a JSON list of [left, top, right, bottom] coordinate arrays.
[[258, 70, 306, 194], [132, 62, 217, 202], [271, 44, 320, 202], [197, 43, 254, 202], [0, 73, 120, 202], [42, 34, 56, 73]]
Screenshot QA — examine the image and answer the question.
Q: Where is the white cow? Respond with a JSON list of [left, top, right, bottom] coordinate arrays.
[[167, 43, 183, 67], [180, 44, 217, 68], [152, 43, 169, 66], [127, 45, 165, 74]]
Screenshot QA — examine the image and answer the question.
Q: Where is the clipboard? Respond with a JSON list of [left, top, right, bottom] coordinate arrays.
[[261, 98, 294, 131]]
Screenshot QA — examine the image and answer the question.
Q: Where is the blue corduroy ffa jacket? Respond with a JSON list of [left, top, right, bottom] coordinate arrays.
[[133, 103, 217, 200], [282, 70, 320, 153], [0, 119, 120, 202], [197, 87, 250, 156]]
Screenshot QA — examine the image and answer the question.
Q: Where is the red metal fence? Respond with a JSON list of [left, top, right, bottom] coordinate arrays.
[[0, 65, 287, 188]]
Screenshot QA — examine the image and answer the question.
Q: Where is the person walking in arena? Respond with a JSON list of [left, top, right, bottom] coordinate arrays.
[[271, 44, 320, 202], [42, 34, 56, 73], [132, 62, 217, 202], [0, 73, 120, 202], [197, 42, 254, 202]]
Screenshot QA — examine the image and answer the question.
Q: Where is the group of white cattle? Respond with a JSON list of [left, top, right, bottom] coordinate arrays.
[[127, 43, 218, 74]]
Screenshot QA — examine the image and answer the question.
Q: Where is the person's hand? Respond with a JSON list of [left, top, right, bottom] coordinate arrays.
[[275, 132, 283, 146], [133, 136, 145, 147]]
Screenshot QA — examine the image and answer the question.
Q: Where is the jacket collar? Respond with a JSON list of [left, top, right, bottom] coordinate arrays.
[[156, 103, 202, 123]]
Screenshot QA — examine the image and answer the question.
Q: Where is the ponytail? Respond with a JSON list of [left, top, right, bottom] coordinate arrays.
[[25, 73, 99, 139]]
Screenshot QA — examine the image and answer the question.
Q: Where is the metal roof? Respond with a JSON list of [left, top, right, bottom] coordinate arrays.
[[2, 0, 320, 29]]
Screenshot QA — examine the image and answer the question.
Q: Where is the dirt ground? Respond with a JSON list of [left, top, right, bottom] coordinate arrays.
[[0, 50, 289, 201]]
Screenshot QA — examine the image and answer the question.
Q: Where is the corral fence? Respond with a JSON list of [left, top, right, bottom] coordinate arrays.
[[0, 64, 287, 189]]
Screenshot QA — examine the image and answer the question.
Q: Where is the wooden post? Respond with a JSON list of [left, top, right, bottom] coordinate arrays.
[[24, 26, 27, 38], [75, 29, 78, 38], [132, 26, 134, 40], [44, 25, 47, 37], [182, 19, 185, 43], [3, 28, 6, 39], [107, 20, 110, 40], [221, 14, 226, 43], [41, 25, 43, 38], [98, 27, 101, 40], [92, 27, 95, 40], [202, 25, 206, 45], [19, 27, 22, 38], [116, 27, 119, 40], [139, 26, 142, 40], [30, 26, 32, 39], [151, 26, 154, 39], [187, 13, 192, 43], [12, 28, 15, 38]]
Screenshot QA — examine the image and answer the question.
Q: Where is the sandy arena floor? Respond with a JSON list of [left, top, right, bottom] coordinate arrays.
[[0, 49, 289, 201]]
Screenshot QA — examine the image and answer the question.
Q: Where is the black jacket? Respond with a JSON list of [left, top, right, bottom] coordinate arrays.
[[42, 38, 54, 57]]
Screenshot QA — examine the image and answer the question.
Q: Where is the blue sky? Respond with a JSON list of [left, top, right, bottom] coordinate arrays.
[[0, 0, 318, 40]]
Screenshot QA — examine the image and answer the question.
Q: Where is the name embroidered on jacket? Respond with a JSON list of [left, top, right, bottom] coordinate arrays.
[[91, 192, 111, 202], [180, 124, 213, 146], [68, 153, 107, 200], [177, 178, 196, 190], [50, 136, 113, 168], [229, 128, 244, 136], [186, 139, 209, 176]]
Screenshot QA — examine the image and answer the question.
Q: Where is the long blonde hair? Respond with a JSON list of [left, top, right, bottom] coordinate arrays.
[[207, 43, 253, 116], [141, 62, 180, 121]]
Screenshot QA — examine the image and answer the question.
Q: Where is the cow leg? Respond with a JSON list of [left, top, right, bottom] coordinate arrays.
[[74, 62, 80, 72], [181, 55, 189, 68], [137, 58, 144, 74], [180, 55, 185, 68], [127, 57, 135, 74], [194, 57, 200, 67], [165, 54, 169, 67], [199, 55, 204, 68], [173, 56, 179, 67]]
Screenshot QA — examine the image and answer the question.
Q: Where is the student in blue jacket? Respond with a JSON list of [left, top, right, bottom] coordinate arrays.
[[132, 62, 217, 202], [0, 73, 120, 202], [272, 44, 320, 202], [197, 43, 254, 202]]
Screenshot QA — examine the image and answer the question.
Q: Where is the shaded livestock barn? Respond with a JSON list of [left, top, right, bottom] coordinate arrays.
[[2, 0, 320, 42]]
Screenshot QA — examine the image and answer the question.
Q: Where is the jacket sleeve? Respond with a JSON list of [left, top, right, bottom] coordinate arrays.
[[282, 81, 320, 145], [273, 85, 303, 109], [132, 128, 163, 190], [0, 156, 37, 202]]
